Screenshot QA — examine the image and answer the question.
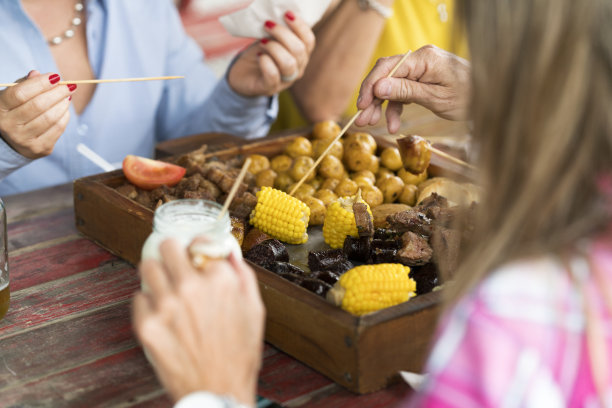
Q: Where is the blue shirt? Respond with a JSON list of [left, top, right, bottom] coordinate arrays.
[[0, 0, 277, 195]]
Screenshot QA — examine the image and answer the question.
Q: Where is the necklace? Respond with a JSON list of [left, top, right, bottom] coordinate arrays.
[[48, 2, 84, 46], [428, 0, 448, 23]]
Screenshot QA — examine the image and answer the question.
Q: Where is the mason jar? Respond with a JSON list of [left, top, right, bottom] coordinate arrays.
[[0, 198, 9, 321], [141, 199, 241, 265]]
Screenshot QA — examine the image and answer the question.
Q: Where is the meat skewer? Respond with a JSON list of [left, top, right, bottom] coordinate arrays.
[[396, 135, 477, 174]]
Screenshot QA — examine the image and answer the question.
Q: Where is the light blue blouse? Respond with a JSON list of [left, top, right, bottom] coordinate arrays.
[[0, 0, 277, 195]]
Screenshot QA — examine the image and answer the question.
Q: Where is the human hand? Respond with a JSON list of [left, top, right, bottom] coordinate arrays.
[[133, 238, 265, 405], [228, 11, 315, 97], [355, 45, 471, 133], [0, 71, 76, 158]]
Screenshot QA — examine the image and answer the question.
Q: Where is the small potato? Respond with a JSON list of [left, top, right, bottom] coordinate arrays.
[[352, 175, 374, 190], [318, 155, 345, 179], [309, 177, 323, 190], [312, 138, 343, 159], [397, 168, 428, 185], [285, 136, 313, 158], [367, 155, 380, 174], [380, 147, 403, 171], [398, 184, 418, 206], [344, 147, 375, 172], [312, 120, 341, 140], [288, 183, 316, 201], [344, 132, 377, 154], [289, 156, 316, 182], [247, 154, 270, 175], [334, 178, 359, 197], [379, 176, 405, 203], [351, 170, 376, 183], [313, 189, 338, 207], [375, 168, 395, 186], [320, 178, 341, 191], [270, 155, 293, 173], [361, 186, 384, 208], [302, 196, 326, 225], [274, 172, 293, 192], [255, 168, 277, 188]]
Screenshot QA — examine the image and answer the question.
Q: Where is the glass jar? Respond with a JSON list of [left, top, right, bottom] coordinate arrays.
[[0, 198, 9, 321], [141, 199, 241, 264]]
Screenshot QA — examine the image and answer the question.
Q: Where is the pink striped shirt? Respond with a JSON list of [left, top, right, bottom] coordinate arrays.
[[403, 232, 612, 407]]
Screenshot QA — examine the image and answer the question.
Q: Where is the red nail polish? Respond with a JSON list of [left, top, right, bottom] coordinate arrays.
[[67, 84, 77, 92], [49, 74, 60, 84], [285, 11, 295, 21], [68, 96, 72, 101], [260, 38, 269, 45], [264, 20, 276, 29]]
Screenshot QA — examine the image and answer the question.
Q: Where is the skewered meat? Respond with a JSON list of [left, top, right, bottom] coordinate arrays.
[[244, 239, 289, 267], [396, 135, 431, 174], [353, 202, 374, 238], [116, 183, 138, 199], [387, 210, 433, 237], [396, 231, 433, 266]]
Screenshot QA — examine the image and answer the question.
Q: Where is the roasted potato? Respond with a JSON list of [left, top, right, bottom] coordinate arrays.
[[312, 120, 341, 140], [247, 154, 270, 175], [255, 168, 277, 188], [320, 178, 341, 191], [289, 156, 316, 182], [361, 185, 384, 208], [372, 203, 410, 228], [309, 177, 323, 190], [312, 138, 343, 159], [398, 184, 418, 206], [313, 189, 338, 207], [302, 196, 326, 225], [270, 155, 293, 173], [274, 172, 293, 191], [352, 175, 374, 190], [379, 175, 405, 203], [285, 136, 313, 158], [367, 155, 380, 174], [334, 178, 359, 197], [344, 147, 375, 172], [398, 168, 428, 185], [375, 167, 395, 186], [397, 135, 431, 174], [380, 147, 403, 171], [351, 170, 376, 183], [289, 183, 316, 201], [344, 132, 377, 154], [318, 155, 345, 179]]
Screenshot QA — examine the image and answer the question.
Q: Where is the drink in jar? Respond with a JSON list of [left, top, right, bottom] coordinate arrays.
[[0, 282, 8, 321]]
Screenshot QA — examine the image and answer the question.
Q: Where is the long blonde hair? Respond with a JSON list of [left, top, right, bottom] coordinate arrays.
[[448, 0, 612, 303]]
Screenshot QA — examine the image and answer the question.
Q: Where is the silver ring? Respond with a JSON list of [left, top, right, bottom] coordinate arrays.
[[280, 71, 298, 83]]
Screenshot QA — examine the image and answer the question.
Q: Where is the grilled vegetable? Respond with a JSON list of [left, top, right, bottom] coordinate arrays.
[[322, 192, 372, 249], [250, 187, 310, 244], [326, 264, 416, 315]]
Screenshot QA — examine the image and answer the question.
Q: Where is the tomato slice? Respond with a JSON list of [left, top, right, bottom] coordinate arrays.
[[122, 155, 186, 190]]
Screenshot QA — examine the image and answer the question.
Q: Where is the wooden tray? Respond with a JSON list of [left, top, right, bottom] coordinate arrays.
[[74, 132, 459, 394]]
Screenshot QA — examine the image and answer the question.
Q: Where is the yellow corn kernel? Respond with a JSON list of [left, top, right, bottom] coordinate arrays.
[[326, 264, 416, 315], [250, 186, 310, 244], [322, 193, 371, 249]]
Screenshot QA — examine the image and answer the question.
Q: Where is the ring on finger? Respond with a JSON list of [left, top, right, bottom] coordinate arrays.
[[280, 71, 299, 82]]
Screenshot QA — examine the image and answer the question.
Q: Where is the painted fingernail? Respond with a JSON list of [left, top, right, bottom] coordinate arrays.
[[49, 74, 60, 84], [68, 96, 72, 101], [378, 79, 391, 97], [264, 20, 276, 29], [67, 84, 77, 92], [260, 38, 269, 45], [285, 11, 295, 21]]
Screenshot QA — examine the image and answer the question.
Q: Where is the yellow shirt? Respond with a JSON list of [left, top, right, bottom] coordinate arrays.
[[272, 0, 467, 131]]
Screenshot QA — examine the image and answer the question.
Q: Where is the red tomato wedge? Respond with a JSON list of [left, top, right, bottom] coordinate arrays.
[[122, 155, 186, 190]]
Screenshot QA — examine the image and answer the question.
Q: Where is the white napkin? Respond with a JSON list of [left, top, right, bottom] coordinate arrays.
[[399, 371, 429, 391], [219, 0, 333, 39]]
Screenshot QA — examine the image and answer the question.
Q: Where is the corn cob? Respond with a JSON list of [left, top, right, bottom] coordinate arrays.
[[322, 192, 372, 249], [250, 186, 310, 244], [326, 264, 416, 315]]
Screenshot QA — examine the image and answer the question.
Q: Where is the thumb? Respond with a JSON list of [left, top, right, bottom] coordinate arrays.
[[15, 70, 41, 84]]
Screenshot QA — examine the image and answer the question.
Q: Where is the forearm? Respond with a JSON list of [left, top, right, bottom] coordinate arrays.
[[291, 0, 394, 122]]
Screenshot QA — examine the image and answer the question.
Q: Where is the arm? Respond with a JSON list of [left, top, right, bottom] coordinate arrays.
[[290, 0, 394, 122]]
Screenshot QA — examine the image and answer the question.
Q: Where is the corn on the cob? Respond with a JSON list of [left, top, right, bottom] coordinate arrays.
[[322, 192, 372, 249], [326, 264, 416, 315], [250, 186, 310, 244]]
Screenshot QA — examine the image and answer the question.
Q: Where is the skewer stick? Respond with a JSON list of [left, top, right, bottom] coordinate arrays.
[[0, 76, 184, 87], [218, 157, 252, 220], [289, 51, 412, 197], [427, 144, 478, 171]]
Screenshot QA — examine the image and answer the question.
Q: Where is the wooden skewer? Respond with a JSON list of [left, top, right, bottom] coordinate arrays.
[[218, 157, 252, 220], [289, 51, 412, 197], [427, 144, 478, 171], [0, 76, 184, 87]]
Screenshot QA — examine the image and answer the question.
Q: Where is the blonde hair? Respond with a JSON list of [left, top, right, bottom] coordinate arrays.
[[447, 0, 612, 303]]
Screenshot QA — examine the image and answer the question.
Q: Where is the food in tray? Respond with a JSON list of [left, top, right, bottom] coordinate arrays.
[[122, 155, 186, 190], [250, 187, 310, 244], [322, 192, 372, 249], [396, 135, 432, 175]]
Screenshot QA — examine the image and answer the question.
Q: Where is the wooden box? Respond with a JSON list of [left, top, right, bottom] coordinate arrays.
[[74, 133, 452, 394]]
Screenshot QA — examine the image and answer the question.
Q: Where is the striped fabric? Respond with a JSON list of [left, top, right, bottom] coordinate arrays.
[[403, 232, 612, 407]]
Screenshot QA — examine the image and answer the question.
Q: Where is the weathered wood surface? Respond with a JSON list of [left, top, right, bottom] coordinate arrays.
[[0, 183, 413, 407]]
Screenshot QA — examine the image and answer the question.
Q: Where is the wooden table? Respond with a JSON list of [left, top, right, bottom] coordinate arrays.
[[0, 108, 468, 407]]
